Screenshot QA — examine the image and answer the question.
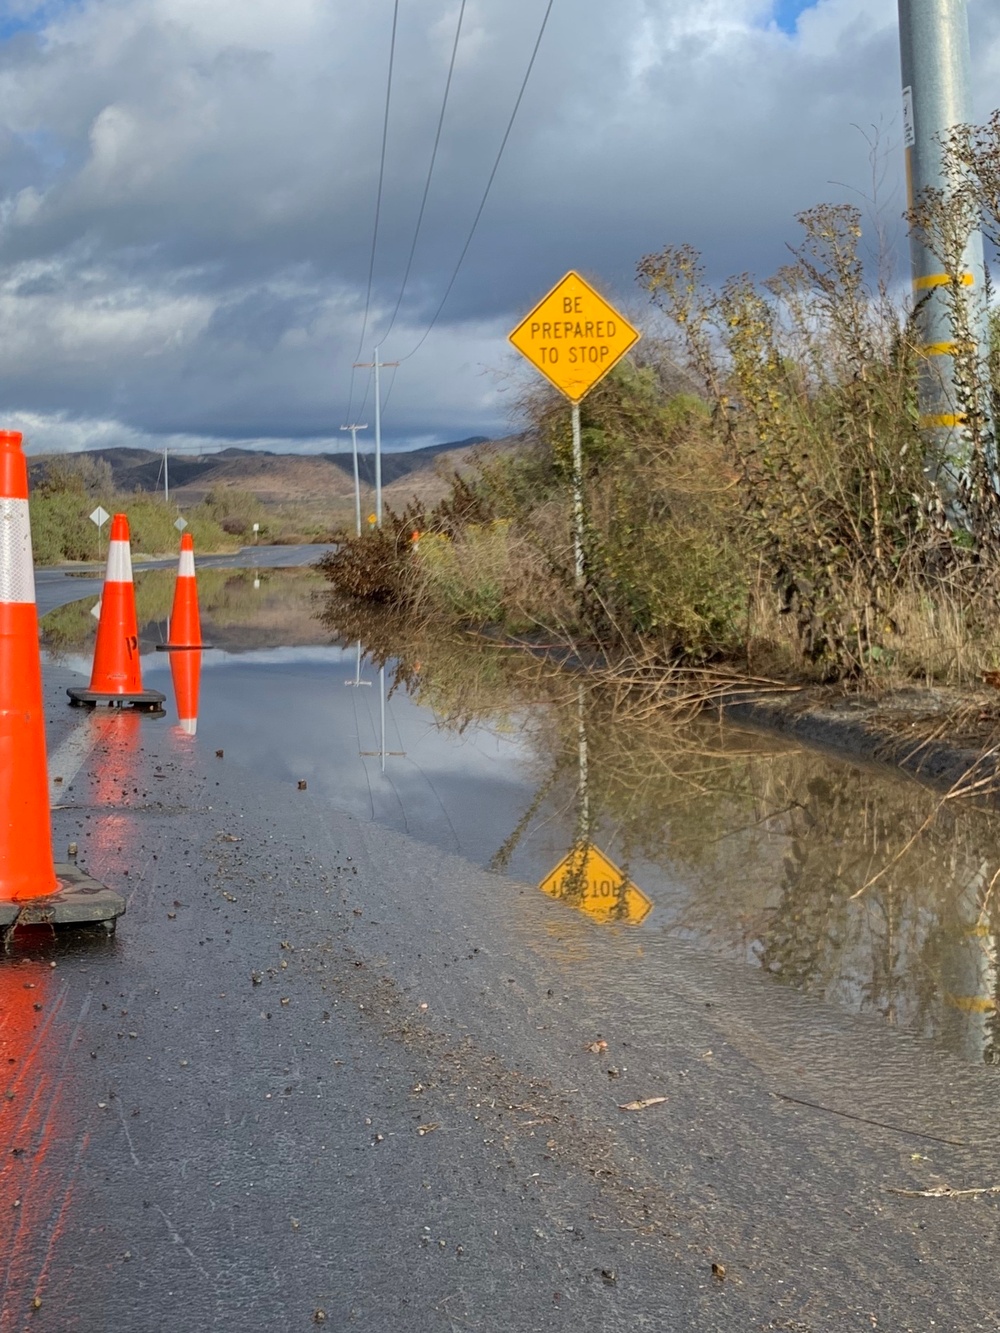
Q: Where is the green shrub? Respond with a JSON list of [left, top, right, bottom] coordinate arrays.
[[416, 524, 510, 624], [201, 489, 268, 538], [27, 491, 236, 565]]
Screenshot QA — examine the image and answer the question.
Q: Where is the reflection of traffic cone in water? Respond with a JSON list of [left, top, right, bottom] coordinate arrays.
[[67, 514, 165, 712], [85, 710, 144, 866], [170, 648, 202, 736], [0, 430, 124, 933], [0, 430, 58, 902], [157, 533, 210, 651]]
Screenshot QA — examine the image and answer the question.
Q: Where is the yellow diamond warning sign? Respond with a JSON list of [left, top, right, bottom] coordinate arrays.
[[539, 844, 653, 926], [509, 272, 640, 402]]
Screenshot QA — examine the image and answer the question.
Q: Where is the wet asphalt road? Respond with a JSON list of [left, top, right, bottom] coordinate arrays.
[[5, 612, 1000, 1326]]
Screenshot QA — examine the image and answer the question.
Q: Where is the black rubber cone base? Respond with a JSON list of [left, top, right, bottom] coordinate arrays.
[[0, 863, 126, 942], [155, 642, 213, 652], [67, 686, 165, 713]]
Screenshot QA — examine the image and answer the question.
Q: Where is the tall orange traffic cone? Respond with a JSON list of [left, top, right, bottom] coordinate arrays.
[[0, 430, 124, 933], [156, 532, 211, 651], [67, 513, 164, 712], [0, 430, 58, 903], [170, 648, 202, 736]]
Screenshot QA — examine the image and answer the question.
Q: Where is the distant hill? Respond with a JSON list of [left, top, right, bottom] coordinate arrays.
[[26, 436, 495, 501], [25, 434, 525, 540]]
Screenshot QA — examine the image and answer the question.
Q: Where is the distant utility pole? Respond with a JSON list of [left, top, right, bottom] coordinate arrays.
[[353, 347, 398, 528], [340, 423, 368, 537], [898, 0, 989, 495], [163, 445, 169, 507]]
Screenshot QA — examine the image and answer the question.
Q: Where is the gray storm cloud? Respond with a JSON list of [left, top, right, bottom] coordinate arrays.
[[0, 0, 997, 453]]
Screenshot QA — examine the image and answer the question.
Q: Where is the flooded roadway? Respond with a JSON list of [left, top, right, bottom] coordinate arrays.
[[4, 566, 1000, 1329]]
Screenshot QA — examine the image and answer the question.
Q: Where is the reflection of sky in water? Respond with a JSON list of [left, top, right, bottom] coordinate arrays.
[[145, 646, 540, 868]]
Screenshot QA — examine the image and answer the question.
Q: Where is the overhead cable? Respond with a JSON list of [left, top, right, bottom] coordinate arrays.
[[392, 0, 556, 364], [346, 0, 402, 423], [377, 0, 468, 348]]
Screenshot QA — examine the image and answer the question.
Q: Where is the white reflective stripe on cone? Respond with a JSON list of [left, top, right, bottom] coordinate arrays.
[[178, 719, 197, 736], [178, 550, 196, 577], [0, 498, 37, 605], [105, 539, 133, 584]]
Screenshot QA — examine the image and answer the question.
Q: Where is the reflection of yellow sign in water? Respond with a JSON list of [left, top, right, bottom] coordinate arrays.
[[539, 844, 653, 925], [508, 272, 640, 402]]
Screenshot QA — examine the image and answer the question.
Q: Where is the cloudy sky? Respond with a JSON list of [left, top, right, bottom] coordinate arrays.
[[1, 0, 999, 456]]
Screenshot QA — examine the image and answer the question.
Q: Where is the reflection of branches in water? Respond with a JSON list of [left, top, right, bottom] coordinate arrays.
[[849, 739, 1000, 903], [489, 761, 568, 873]]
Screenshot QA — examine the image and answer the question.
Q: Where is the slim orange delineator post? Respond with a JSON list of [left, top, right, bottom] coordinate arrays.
[[156, 533, 211, 651], [67, 513, 164, 712], [0, 430, 125, 937]]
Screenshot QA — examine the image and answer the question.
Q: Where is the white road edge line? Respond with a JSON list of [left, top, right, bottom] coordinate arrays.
[[48, 716, 97, 809]]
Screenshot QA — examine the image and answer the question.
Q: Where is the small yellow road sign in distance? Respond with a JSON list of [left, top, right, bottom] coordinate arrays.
[[539, 843, 653, 925], [509, 271, 640, 402]]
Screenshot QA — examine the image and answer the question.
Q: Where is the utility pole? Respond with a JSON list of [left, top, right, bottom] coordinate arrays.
[[353, 348, 398, 528], [164, 445, 169, 507], [898, 0, 989, 496], [340, 423, 368, 537]]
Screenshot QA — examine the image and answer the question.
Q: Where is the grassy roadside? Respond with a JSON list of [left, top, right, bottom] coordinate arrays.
[[319, 129, 1000, 699], [28, 453, 325, 563]]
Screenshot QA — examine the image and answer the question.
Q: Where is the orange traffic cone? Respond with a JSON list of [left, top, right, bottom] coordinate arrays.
[[0, 430, 124, 933], [156, 532, 210, 651], [170, 648, 202, 736], [67, 514, 164, 712], [0, 430, 58, 903]]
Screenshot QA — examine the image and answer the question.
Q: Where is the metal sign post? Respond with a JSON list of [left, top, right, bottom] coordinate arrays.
[[509, 271, 639, 591]]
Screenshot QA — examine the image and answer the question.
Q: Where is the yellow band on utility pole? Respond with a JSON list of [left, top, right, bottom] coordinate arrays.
[[919, 341, 977, 357], [919, 413, 967, 429], [913, 272, 975, 291], [943, 993, 996, 1014]]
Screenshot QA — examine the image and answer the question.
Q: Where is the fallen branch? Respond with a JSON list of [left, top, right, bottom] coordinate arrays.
[[887, 1183, 1000, 1199]]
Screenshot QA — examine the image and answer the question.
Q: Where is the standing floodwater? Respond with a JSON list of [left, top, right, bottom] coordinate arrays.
[[41, 570, 1000, 1065]]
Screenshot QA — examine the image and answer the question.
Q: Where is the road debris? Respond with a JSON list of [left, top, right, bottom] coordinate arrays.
[[887, 1183, 1000, 1199], [618, 1096, 667, 1112]]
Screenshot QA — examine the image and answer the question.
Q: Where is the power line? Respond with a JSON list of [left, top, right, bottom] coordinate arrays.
[[377, 0, 468, 347], [346, 0, 401, 423], [392, 0, 556, 364], [356, 366, 374, 423], [380, 363, 400, 415]]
